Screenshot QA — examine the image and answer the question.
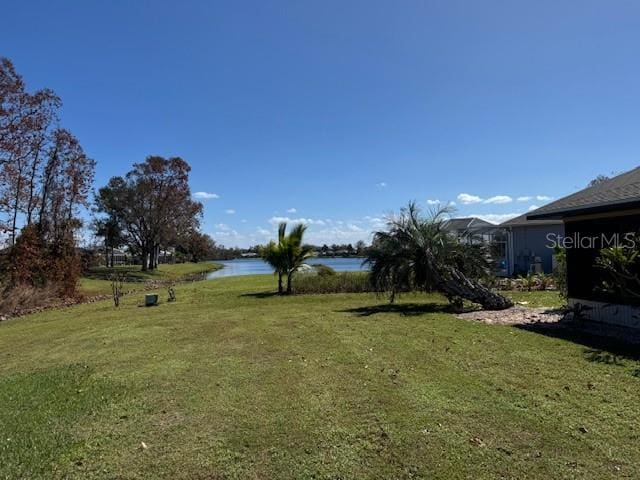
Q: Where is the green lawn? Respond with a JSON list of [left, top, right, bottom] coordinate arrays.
[[504, 290, 566, 309], [79, 262, 221, 296], [1, 276, 638, 479]]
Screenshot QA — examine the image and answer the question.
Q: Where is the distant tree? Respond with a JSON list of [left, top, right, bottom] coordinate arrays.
[[177, 231, 216, 263], [355, 240, 367, 256], [588, 174, 610, 187], [92, 217, 125, 267], [96, 156, 202, 270]]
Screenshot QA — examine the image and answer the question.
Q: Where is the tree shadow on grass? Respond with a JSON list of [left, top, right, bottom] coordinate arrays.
[[239, 291, 281, 299], [515, 318, 640, 363], [340, 302, 457, 317]]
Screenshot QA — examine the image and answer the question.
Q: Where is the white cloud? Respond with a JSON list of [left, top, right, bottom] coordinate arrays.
[[484, 195, 513, 204], [528, 205, 540, 211], [268, 216, 326, 226], [457, 193, 483, 205], [241, 219, 247, 223], [256, 227, 271, 236], [365, 216, 386, 230], [286, 207, 297, 213], [212, 224, 240, 239], [214, 230, 239, 237], [376, 182, 387, 187], [304, 226, 372, 245], [517, 195, 551, 202], [426, 199, 441, 205], [193, 191, 220, 200], [225, 209, 236, 214]]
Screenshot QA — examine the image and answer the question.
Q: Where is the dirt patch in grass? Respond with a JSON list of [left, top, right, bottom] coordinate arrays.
[[457, 306, 564, 325]]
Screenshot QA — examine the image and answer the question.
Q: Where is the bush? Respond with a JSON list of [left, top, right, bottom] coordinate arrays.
[[553, 248, 567, 299], [293, 272, 373, 294], [0, 282, 64, 317], [310, 263, 335, 277], [2, 225, 81, 304]]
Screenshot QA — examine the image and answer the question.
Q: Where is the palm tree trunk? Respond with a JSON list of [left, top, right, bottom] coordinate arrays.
[[438, 266, 513, 310], [277, 272, 283, 294], [286, 272, 293, 295]]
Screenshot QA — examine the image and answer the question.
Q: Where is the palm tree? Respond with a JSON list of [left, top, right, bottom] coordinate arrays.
[[366, 202, 513, 310], [260, 222, 314, 294], [260, 223, 287, 294], [281, 223, 314, 294]]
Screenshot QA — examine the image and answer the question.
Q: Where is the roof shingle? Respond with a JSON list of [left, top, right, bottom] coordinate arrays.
[[527, 166, 640, 219]]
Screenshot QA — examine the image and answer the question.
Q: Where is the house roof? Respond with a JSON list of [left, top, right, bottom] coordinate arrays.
[[528, 166, 640, 220], [500, 213, 563, 227], [443, 217, 495, 232]]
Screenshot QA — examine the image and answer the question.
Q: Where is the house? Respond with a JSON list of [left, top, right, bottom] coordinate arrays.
[[500, 214, 564, 276], [442, 217, 496, 239], [528, 166, 640, 328], [443, 217, 509, 276], [102, 247, 129, 266]]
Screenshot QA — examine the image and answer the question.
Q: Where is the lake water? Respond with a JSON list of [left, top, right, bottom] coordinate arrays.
[[206, 257, 368, 279]]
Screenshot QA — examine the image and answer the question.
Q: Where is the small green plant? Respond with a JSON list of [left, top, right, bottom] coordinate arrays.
[[514, 272, 537, 292], [553, 247, 567, 299], [537, 273, 553, 291], [110, 273, 124, 307], [596, 245, 640, 301]]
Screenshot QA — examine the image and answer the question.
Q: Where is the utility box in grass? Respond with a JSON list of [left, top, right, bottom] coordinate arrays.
[[145, 293, 159, 307]]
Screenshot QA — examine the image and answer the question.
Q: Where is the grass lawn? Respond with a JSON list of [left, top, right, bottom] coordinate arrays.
[[504, 290, 566, 309], [1, 276, 638, 479], [79, 262, 221, 296]]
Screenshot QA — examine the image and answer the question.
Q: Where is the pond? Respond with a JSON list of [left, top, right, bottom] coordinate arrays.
[[206, 257, 369, 279]]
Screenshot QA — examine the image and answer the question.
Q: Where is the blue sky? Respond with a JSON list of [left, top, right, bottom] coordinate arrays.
[[3, 0, 640, 246]]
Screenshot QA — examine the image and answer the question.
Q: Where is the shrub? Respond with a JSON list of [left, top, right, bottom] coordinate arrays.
[[0, 282, 63, 317], [2, 225, 81, 305], [7, 224, 49, 288], [293, 272, 373, 294], [310, 263, 336, 277], [553, 247, 567, 299]]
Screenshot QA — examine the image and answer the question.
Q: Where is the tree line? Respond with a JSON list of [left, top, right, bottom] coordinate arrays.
[[0, 57, 212, 309], [0, 58, 95, 296]]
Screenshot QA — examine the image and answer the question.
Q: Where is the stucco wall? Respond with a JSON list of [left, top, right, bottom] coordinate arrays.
[[509, 224, 564, 275]]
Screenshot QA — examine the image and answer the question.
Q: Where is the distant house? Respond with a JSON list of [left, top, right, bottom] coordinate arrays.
[[106, 247, 129, 266], [442, 217, 495, 240], [500, 214, 564, 276], [528, 166, 640, 328], [443, 217, 508, 276]]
